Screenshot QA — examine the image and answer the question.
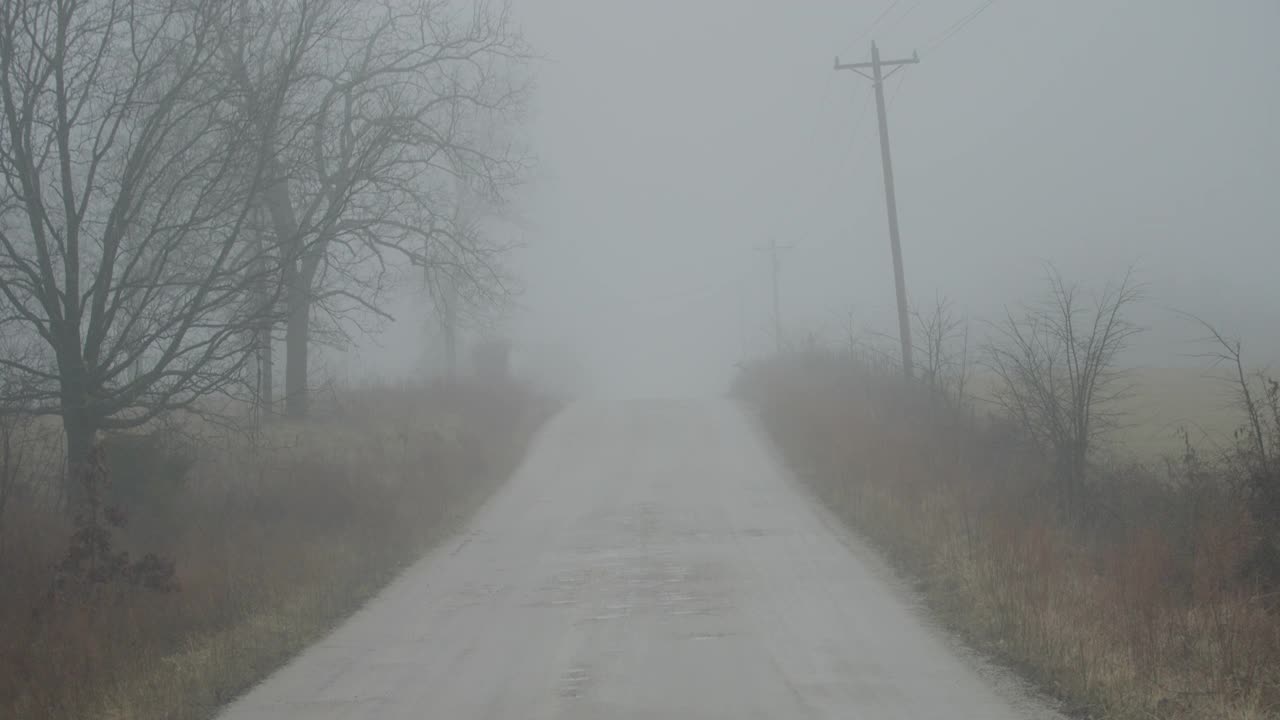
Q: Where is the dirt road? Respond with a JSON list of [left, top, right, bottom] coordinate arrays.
[[219, 399, 1061, 719]]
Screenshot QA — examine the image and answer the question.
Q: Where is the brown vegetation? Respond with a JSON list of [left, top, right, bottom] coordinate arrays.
[[0, 380, 554, 720], [736, 350, 1280, 720]]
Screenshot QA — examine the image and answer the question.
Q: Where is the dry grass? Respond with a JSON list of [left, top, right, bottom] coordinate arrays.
[[737, 352, 1280, 720], [0, 379, 556, 720]]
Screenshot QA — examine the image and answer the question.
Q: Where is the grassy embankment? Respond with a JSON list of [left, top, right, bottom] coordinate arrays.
[[0, 380, 556, 720], [737, 354, 1278, 720]]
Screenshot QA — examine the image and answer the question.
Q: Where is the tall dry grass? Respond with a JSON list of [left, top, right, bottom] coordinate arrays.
[[0, 379, 556, 720], [736, 351, 1280, 720]]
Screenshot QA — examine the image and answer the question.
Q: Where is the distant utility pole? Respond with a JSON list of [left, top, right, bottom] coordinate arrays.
[[756, 238, 794, 353], [835, 41, 919, 380]]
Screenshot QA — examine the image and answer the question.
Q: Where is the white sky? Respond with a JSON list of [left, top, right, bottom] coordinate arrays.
[[342, 1, 1280, 396]]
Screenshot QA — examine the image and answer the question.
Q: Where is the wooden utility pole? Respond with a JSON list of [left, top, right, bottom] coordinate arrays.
[[835, 42, 919, 380], [756, 238, 793, 353]]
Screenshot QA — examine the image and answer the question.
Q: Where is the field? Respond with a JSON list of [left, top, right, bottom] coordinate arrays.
[[1113, 367, 1245, 457], [966, 366, 1245, 461]]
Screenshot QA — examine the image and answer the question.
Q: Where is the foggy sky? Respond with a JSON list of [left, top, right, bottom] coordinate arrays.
[[341, 1, 1280, 396]]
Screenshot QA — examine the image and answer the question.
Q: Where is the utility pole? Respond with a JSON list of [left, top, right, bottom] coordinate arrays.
[[756, 238, 793, 353], [835, 42, 919, 380]]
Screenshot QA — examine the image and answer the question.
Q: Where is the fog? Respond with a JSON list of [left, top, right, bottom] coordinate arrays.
[[6, 3, 1280, 715], [342, 0, 1280, 397]]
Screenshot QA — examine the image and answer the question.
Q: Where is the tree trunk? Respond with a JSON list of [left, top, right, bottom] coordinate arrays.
[[57, 327, 98, 507], [260, 322, 274, 414], [262, 175, 312, 420], [284, 281, 309, 419], [284, 239, 326, 420], [251, 207, 274, 417], [62, 403, 96, 507]]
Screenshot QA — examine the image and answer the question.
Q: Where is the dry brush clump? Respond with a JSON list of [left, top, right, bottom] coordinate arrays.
[[735, 350, 1280, 720], [0, 380, 555, 720]]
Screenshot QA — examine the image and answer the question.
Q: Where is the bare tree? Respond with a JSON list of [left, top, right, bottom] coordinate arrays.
[[1189, 316, 1280, 574], [225, 0, 531, 418], [912, 294, 969, 408], [984, 266, 1142, 512], [0, 0, 279, 486], [1193, 321, 1271, 476]]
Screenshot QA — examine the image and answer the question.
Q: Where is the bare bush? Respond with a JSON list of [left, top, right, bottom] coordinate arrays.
[[1190, 317, 1280, 580], [984, 266, 1142, 513], [912, 294, 969, 409]]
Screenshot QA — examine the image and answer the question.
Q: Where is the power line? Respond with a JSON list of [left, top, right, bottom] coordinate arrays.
[[925, 0, 997, 56], [829, 85, 876, 195], [887, 65, 910, 108], [884, 0, 928, 36], [789, 0, 906, 241], [755, 70, 836, 242], [794, 71, 837, 188], [848, 0, 903, 52], [803, 83, 874, 249], [771, 64, 869, 247], [805, 70, 905, 254]]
